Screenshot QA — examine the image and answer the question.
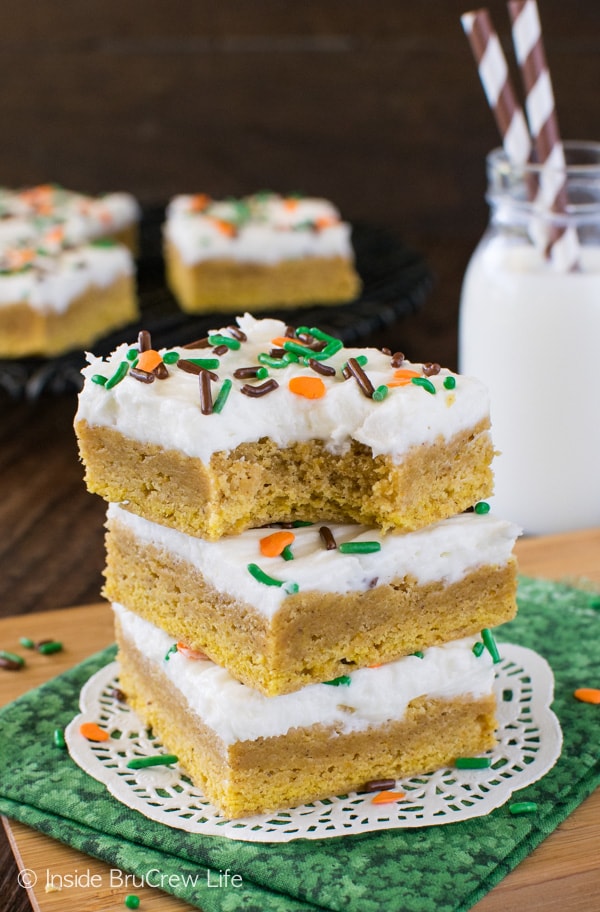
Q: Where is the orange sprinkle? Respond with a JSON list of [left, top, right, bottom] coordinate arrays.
[[574, 688, 600, 704], [314, 216, 337, 230], [136, 349, 163, 373], [189, 193, 211, 212], [211, 217, 237, 237], [283, 198, 300, 210], [79, 722, 110, 742], [371, 790, 406, 805], [386, 368, 421, 388], [177, 642, 209, 660], [270, 336, 310, 349], [259, 530, 295, 558], [288, 376, 326, 399], [368, 664, 382, 669], [6, 248, 36, 269], [44, 225, 64, 245]]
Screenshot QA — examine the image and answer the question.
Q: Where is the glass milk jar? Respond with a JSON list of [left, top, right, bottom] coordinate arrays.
[[459, 142, 600, 534]]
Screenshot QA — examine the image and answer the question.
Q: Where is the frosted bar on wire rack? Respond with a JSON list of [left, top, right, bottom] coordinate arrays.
[[461, 7, 531, 165], [508, 0, 580, 270]]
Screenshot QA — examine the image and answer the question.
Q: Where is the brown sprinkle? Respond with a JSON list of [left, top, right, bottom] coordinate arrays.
[[390, 351, 405, 368], [153, 362, 169, 380], [138, 330, 152, 352], [381, 347, 392, 356], [0, 656, 23, 671], [308, 358, 336, 377], [182, 336, 211, 349], [341, 365, 351, 380], [130, 367, 155, 384], [319, 525, 337, 550], [422, 362, 441, 377], [362, 778, 396, 793], [177, 359, 218, 381], [285, 325, 297, 339], [269, 348, 286, 359], [234, 366, 263, 379], [212, 344, 229, 356], [240, 379, 279, 398], [199, 371, 213, 415], [347, 357, 375, 398], [227, 326, 247, 342], [108, 687, 127, 702]]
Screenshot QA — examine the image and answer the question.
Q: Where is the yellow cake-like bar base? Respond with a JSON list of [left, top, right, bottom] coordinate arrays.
[[0, 274, 138, 358], [116, 623, 498, 818], [76, 419, 494, 539], [164, 239, 361, 313], [104, 518, 517, 695]]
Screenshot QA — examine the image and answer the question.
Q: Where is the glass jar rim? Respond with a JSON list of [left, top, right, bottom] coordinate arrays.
[[487, 141, 600, 177]]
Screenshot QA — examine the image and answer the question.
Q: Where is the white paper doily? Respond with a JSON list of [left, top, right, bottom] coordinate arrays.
[[65, 644, 562, 843]]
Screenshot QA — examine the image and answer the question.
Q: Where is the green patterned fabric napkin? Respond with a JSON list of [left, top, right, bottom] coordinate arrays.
[[0, 577, 598, 912]]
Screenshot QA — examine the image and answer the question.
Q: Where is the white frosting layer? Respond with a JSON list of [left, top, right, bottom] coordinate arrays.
[[115, 602, 496, 744], [0, 245, 133, 314], [76, 314, 490, 463], [0, 185, 139, 243], [108, 504, 520, 619], [164, 193, 354, 265]]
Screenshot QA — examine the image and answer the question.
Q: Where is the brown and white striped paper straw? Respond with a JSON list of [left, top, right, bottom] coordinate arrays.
[[461, 8, 531, 166], [508, 0, 579, 269]]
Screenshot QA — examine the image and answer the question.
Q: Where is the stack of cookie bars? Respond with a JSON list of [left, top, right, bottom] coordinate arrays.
[[75, 313, 519, 818]]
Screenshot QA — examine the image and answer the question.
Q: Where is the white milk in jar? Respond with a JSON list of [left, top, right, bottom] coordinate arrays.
[[459, 143, 600, 534]]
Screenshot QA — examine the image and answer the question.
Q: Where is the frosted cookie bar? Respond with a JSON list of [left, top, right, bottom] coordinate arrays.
[[75, 314, 495, 538], [115, 602, 499, 818], [104, 504, 519, 695], [0, 184, 140, 357], [163, 192, 361, 311]]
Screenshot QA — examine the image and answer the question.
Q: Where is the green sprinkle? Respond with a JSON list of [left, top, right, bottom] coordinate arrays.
[[324, 675, 352, 687], [372, 385, 389, 402], [509, 801, 538, 815], [412, 651, 425, 659], [283, 340, 315, 358], [455, 756, 492, 769], [212, 378, 232, 414], [208, 334, 241, 350], [257, 353, 290, 369], [0, 650, 24, 666], [53, 727, 66, 749], [338, 541, 382, 554], [474, 501, 491, 515], [309, 339, 343, 361], [91, 374, 107, 386], [90, 237, 117, 247], [38, 641, 63, 655], [256, 366, 269, 380], [282, 545, 294, 561], [105, 361, 130, 389], [411, 376, 436, 394], [164, 643, 178, 661], [292, 520, 313, 527], [248, 563, 297, 594], [444, 376, 456, 390], [19, 637, 35, 649], [127, 754, 179, 770], [162, 351, 180, 364], [124, 896, 140, 910], [482, 627, 501, 664], [296, 326, 338, 345], [127, 348, 139, 361], [185, 357, 220, 370], [472, 641, 485, 657]]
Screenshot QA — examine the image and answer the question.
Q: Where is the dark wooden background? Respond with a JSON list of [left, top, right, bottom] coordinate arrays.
[[1, 3, 599, 910]]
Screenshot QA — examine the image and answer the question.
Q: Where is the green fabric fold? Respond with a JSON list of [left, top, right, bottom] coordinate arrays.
[[0, 576, 598, 912]]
